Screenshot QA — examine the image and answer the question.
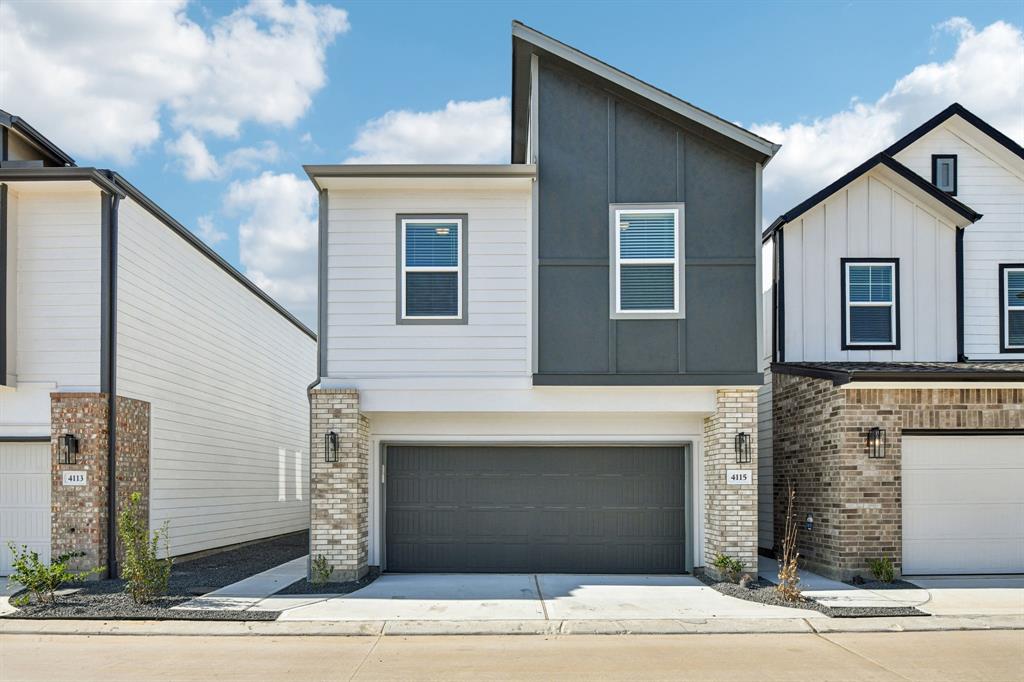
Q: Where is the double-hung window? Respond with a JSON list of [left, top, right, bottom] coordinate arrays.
[[1000, 264, 1024, 352], [610, 204, 684, 319], [842, 259, 899, 349], [398, 214, 467, 323]]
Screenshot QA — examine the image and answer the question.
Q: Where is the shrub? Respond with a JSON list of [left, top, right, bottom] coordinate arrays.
[[776, 484, 802, 601], [311, 555, 333, 586], [868, 557, 896, 583], [6, 543, 102, 605], [711, 553, 744, 582], [118, 492, 173, 604]]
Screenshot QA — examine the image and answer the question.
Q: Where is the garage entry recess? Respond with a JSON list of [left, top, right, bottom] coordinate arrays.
[[383, 444, 690, 574]]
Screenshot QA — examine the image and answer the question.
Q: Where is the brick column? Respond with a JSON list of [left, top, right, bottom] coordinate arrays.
[[50, 393, 150, 575], [310, 388, 369, 581], [702, 388, 758, 579]]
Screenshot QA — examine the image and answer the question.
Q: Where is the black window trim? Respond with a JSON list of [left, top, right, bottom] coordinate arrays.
[[931, 154, 957, 196], [840, 257, 901, 351], [999, 263, 1024, 353]]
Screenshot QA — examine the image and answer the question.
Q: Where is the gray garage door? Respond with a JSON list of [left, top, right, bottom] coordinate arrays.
[[384, 445, 687, 573]]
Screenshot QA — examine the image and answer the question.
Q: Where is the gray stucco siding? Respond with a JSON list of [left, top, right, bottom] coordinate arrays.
[[535, 60, 760, 383]]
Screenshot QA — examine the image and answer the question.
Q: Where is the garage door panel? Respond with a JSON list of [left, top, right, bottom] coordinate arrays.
[[0, 442, 52, 575], [902, 435, 1024, 575], [385, 445, 687, 574]]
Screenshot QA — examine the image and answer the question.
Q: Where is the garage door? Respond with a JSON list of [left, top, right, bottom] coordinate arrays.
[[385, 445, 687, 573], [0, 441, 51, 575], [903, 435, 1024, 575]]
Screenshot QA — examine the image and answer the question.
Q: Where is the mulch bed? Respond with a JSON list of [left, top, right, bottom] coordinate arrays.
[[697, 572, 928, 618], [4, 531, 308, 621], [275, 568, 379, 596]]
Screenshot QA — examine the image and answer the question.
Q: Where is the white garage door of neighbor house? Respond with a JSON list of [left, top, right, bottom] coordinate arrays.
[[903, 435, 1024, 575], [0, 441, 51, 576]]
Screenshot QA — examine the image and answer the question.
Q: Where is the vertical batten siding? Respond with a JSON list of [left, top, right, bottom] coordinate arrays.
[[893, 125, 1024, 359], [325, 188, 531, 379], [783, 174, 958, 363], [115, 198, 315, 556], [13, 188, 102, 388]]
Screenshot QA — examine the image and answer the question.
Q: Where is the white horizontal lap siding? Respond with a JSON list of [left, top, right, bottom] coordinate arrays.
[[13, 188, 102, 389], [116, 199, 315, 557], [783, 174, 957, 362], [325, 188, 531, 379], [893, 125, 1024, 359]]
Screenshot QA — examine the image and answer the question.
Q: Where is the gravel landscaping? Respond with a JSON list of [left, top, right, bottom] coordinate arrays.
[[5, 531, 308, 621], [276, 568, 379, 596], [697, 572, 929, 618]]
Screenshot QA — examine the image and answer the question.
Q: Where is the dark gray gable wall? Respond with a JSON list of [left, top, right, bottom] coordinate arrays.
[[534, 59, 760, 385]]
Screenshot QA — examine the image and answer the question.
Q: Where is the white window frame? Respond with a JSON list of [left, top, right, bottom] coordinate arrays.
[[843, 260, 898, 348], [610, 203, 685, 319], [400, 217, 463, 321], [1003, 265, 1024, 351]]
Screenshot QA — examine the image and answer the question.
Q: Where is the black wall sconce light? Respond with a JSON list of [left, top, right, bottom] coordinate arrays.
[[324, 431, 339, 463], [734, 432, 751, 464], [59, 433, 79, 465], [867, 427, 886, 459]]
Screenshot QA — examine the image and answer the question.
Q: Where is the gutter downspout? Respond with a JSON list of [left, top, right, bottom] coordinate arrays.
[[101, 174, 121, 578]]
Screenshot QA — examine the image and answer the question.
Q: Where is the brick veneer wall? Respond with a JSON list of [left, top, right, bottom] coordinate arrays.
[[310, 388, 370, 581], [50, 393, 150, 575], [773, 374, 1024, 580], [703, 388, 759, 578]]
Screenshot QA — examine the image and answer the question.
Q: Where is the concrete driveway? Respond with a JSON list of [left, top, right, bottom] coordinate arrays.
[[906, 576, 1024, 616], [269, 573, 820, 622]]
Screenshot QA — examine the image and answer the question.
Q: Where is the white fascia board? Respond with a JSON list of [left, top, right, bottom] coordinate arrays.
[[512, 22, 779, 161], [306, 164, 537, 191]]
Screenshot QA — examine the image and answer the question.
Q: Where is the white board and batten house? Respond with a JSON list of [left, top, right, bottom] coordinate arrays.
[[0, 109, 315, 575], [760, 104, 1024, 578]]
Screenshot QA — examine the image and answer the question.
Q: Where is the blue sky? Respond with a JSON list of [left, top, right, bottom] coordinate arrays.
[[2, 0, 1022, 326]]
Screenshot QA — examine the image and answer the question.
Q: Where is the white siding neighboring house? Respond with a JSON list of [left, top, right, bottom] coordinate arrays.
[[0, 110, 315, 573]]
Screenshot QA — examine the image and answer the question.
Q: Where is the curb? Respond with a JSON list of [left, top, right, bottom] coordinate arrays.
[[1, 615, 1021, 637]]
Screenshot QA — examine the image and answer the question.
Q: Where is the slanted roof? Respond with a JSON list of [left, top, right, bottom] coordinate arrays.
[[510, 21, 779, 165], [0, 108, 76, 167], [884, 102, 1024, 161], [773, 361, 1024, 386], [762, 153, 982, 243]]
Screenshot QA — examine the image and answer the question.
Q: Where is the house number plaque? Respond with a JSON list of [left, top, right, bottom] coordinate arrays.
[[726, 469, 751, 485], [62, 471, 87, 486]]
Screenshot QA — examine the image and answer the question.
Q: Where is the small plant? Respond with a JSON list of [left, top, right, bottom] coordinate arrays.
[[868, 557, 896, 584], [711, 553, 745, 582], [311, 554, 333, 586], [776, 483, 802, 602], [6, 543, 102, 605], [118, 492, 173, 604]]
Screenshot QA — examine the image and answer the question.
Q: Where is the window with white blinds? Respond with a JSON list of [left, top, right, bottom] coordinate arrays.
[[1002, 265, 1024, 351], [611, 205, 683, 317], [843, 260, 898, 348], [400, 217, 464, 321]]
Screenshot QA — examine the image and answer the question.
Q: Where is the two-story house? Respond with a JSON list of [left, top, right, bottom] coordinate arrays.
[[0, 110, 315, 576], [761, 104, 1024, 580], [306, 22, 779, 580]]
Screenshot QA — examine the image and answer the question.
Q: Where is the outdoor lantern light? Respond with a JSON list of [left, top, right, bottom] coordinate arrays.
[[805, 513, 814, 531], [734, 432, 751, 464], [867, 427, 887, 459], [324, 431, 339, 463], [59, 433, 79, 465]]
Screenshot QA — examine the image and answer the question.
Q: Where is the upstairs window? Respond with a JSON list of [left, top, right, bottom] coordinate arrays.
[[398, 215, 467, 324], [842, 260, 899, 349], [1001, 264, 1024, 352], [932, 155, 957, 195], [610, 204, 684, 319]]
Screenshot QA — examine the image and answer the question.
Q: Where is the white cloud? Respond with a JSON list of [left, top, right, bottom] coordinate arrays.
[[167, 132, 281, 180], [752, 18, 1024, 223], [0, 0, 349, 164], [195, 215, 228, 245], [345, 98, 510, 163], [223, 172, 318, 326]]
